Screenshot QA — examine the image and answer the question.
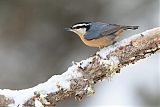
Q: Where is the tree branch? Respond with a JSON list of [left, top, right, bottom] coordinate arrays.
[[0, 27, 160, 107]]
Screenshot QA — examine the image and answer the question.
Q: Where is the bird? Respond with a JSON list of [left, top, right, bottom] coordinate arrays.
[[65, 22, 139, 48]]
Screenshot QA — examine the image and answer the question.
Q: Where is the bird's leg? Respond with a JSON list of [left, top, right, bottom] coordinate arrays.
[[98, 46, 104, 50], [112, 41, 117, 45]]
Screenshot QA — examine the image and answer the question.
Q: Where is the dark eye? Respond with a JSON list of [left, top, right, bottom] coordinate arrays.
[[85, 25, 90, 31]]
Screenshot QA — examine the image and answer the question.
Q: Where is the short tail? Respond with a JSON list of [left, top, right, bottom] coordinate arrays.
[[123, 26, 139, 30]]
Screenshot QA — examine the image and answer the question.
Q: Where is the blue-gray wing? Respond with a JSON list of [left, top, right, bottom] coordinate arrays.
[[84, 22, 121, 40]]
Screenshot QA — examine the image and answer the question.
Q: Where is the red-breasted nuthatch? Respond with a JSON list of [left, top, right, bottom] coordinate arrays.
[[66, 22, 139, 48]]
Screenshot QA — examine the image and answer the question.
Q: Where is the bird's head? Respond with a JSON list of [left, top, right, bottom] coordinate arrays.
[[66, 22, 91, 36]]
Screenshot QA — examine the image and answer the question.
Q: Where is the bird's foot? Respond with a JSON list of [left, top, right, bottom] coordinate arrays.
[[112, 41, 117, 45]]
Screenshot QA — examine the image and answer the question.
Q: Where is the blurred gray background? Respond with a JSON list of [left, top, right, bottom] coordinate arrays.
[[0, 0, 159, 107]]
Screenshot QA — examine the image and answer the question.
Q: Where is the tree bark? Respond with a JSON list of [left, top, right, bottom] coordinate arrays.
[[0, 27, 160, 107]]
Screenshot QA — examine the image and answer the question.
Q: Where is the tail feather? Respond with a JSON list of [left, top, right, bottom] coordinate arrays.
[[124, 26, 139, 30]]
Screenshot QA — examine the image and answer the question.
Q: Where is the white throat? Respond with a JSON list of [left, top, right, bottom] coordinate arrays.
[[73, 28, 87, 36]]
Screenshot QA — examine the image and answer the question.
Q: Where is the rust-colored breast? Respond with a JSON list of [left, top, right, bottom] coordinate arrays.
[[79, 35, 113, 48]]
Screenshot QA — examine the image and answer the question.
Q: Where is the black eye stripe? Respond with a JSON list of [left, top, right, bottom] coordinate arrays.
[[72, 25, 87, 29], [86, 25, 90, 31]]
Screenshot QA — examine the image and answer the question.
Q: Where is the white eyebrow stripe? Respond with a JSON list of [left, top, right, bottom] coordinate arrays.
[[73, 23, 90, 28]]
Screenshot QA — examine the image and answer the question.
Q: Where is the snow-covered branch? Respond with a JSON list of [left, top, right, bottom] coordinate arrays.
[[0, 27, 160, 107]]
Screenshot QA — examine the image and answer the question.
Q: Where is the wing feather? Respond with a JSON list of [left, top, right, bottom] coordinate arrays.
[[84, 22, 121, 40]]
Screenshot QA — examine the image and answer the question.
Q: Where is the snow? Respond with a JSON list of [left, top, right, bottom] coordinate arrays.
[[0, 56, 94, 107], [0, 62, 83, 107], [35, 99, 43, 107], [97, 34, 139, 59], [78, 57, 93, 69], [0, 27, 159, 107], [97, 27, 160, 59]]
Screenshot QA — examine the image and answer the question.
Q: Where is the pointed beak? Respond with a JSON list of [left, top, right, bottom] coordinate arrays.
[[65, 28, 72, 31]]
